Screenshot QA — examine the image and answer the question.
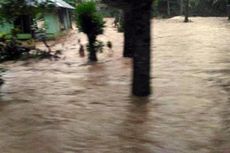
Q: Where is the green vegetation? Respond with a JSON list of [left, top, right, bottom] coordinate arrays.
[[0, 0, 53, 23], [0, 32, 59, 63], [75, 1, 105, 61], [153, 0, 228, 17], [0, 0, 33, 22]]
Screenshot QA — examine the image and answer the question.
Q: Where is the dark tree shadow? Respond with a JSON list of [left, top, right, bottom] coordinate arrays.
[[217, 96, 230, 153]]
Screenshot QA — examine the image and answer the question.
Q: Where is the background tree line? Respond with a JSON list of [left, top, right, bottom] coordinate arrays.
[[49, 0, 230, 19], [153, 0, 228, 17], [65, 0, 229, 17]]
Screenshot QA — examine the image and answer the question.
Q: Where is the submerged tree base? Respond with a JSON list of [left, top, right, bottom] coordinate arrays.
[[184, 19, 192, 23], [184, 18, 189, 22], [0, 68, 5, 87]]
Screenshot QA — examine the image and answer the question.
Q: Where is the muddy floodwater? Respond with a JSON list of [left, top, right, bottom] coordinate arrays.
[[1, 17, 230, 153]]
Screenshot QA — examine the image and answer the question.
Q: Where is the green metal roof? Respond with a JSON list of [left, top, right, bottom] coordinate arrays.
[[27, 0, 74, 9], [49, 0, 74, 9]]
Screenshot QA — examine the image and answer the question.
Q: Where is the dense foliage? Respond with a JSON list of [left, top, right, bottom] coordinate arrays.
[[0, 0, 32, 22], [75, 1, 105, 61], [0, 32, 59, 62], [190, 0, 227, 16], [75, 1, 104, 36], [0, 0, 56, 23], [153, 0, 228, 17]]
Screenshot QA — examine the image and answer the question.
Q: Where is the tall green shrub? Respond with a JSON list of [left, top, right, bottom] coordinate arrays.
[[75, 1, 105, 61]]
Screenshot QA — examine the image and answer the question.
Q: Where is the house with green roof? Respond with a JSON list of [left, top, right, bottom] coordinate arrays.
[[0, 0, 74, 39]]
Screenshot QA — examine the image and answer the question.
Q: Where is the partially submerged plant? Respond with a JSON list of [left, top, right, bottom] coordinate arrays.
[[0, 68, 6, 86], [0, 28, 59, 63], [75, 1, 105, 61]]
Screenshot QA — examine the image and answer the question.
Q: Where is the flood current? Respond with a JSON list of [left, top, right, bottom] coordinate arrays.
[[0, 17, 230, 153]]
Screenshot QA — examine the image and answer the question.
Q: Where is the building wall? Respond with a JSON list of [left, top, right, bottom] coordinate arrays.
[[65, 9, 73, 29], [63, 9, 69, 30], [66, 9, 72, 29], [44, 9, 73, 38], [44, 9, 61, 38], [57, 8, 72, 31]]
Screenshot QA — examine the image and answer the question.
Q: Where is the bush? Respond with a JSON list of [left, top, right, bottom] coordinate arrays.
[[75, 1, 105, 61], [0, 32, 59, 63]]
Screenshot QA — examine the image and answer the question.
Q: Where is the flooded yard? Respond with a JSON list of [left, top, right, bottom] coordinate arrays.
[[0, 17, 230, 153]]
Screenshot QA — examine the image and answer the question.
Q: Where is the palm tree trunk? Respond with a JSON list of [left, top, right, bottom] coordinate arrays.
[[184, 0, 189, 22], [131, 0, 152, 96], [123, 8, 134, 58]]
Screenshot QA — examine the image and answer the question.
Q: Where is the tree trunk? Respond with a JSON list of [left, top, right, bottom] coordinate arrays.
[[123, 8, 134, 58], [88, 35, 97, 62], [184, 0, 189, 22], [131, 1, 152, 96], [102, 0, 152, 96]]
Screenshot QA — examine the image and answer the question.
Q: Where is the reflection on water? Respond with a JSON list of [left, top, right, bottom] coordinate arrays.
[[0, 17, 230, 153], [118, 98, 150, 153]]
